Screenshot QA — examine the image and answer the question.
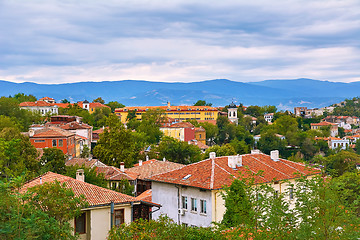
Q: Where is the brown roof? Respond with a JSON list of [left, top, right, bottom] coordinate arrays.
[[129, 159, 184, 180], [311, 122, 338, 126], [198, 120, 217, 125], [95, 166, 138, 181], [31, 127, 75, 138], [20, 172, 140, 207], [65, 158, 104, 168], [115, 105, 218, 113], [195, 127, 205, 132], [149, 153, 321, 190], [188, 140, 209, 150], [60, 122, 92, 130]]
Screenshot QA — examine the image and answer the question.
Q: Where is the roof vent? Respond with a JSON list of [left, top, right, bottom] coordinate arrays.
[[76, 169, 85, 182], [251, 149, 261, 154], [209, 152, 216, 159], [270, 150, 279, 161]]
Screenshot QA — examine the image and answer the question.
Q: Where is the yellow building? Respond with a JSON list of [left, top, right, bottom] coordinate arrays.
[[115, 102, 219, 123]]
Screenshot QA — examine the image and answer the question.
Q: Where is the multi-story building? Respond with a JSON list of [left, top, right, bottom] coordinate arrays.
[[310, 122, 338, 137], [115, 102, 219, 123], [149, 150, 320, 227], [19, 100, 59, 115]]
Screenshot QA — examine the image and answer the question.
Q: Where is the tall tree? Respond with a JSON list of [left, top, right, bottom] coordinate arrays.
[[193, 100, 212, 106], [106, 101, 125, 113], [39, 148, 67, 174], [93, 97, 105, 104]]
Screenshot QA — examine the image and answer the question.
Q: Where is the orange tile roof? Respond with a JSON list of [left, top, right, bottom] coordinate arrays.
[[188, 140, 209, 150], [77, 101, 110, 109], [129, 159, 184, 180], [198, 120, 217, 125], [39, 97, 54, 101], [20, 172, 139, 207], [195, 127, 206, 132], [115, 105, 218, 113], [95, 166, 138, 181], [60, 122, 92, 130], [54, 103, 73, 108], [136, 189, 152, 202], [166, 122, 194, 128], [149, 153, 321, 190], [311, 122, 337, 126], [32, 127, 75, 138], [20, 101, 54, 107]]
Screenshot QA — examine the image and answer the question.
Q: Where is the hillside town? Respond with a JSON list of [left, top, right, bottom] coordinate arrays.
[[1, 93, 360, 239]]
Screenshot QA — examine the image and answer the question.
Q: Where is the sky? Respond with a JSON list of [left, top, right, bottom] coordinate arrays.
[[0, 0, 359, 84]]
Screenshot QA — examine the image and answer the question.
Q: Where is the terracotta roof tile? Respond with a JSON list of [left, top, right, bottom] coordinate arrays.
[[115, 105, 218, 112], [311, 122, 338, 126], [20, 172, 138, 207], [95, 166, 138, 181], [20, 101, 54, 107], [149, 153, 321, 190], [167, 122, 194, 128], [129, 159, 184, 180], [136, 189, 152, 202], [31, 127, 75, 138], [65, 158, 102, 168], [60, 122, 92, 130]]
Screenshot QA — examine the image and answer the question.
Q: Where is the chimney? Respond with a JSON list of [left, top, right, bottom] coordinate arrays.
[[167, 101, 170, 108], [40, 177, 42, 184], [139, 160, 143, 166], [270, 150, 279, 161], [251, 149, 261, 154], [120, 162, 125, 172], [163, 157, 166, 162], [209, 152, 216, 159], [236, 154, 242, 167], [76, 169, 85, 182], [227, 156, 236, 168], [29, 129, 35, 137], [146, 155, 149, 161]]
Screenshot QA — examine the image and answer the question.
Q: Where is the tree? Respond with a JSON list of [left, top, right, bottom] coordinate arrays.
[[80, 145, 90, 158], [194, 100, 212, 106], [203, 144, 236, 159], [273, 115, 298, 136], [325, 151, 360, 177], [111, 179, 135, 196], [12, 93, 37, 103], [60, 99, 70, 103], [257, 131, 286, 155], [229, 139, 250, 155], [39, 148, 67, 174], [199, 121, 218, 145], [0, 177, 86, 240], [0, 127, 39, 180], [136, 109, 165, 144], [157, 136, 201, 164], [106, 101, 125, 113], [216, 116, 236, 144], [93, 97, 105, 104], [93, 114, 138, 167]]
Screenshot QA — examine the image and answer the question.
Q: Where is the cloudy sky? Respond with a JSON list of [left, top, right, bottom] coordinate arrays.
[[0, 0, 359, 84]]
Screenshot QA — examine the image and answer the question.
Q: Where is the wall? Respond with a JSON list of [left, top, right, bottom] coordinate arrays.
[[152, 182, 212, 227]]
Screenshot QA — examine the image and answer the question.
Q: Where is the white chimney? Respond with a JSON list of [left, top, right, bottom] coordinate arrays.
[[236, 154, 242, 167], [163, 157, 166, 162], [139, 160, 143, 166], [40, 177, 42, 184], [146, 155, 149, 161], [251, 149, 261, 154], [209, 152, 216, 159], [227, 156, 236, 168], [120, 162, 125, 172], [76, 169, 85, 182], [270, 150, 279, 161], [29, 129, 35, 137], [167, 101, 171, 108]]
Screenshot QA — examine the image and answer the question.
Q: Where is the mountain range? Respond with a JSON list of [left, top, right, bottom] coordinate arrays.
[[1, 78, 359, 110]]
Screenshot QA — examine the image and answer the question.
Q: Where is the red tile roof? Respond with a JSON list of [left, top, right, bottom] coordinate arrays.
[[31, 127, 75, 138], [188, 140, 209, 150], [20, 172, 139, 207], [77, 101, 110, 109], [136, 189, 152, 202], [39, 97, 54, 101], [60, 122, 92, 130], [129, 159, 184, 180], [198, 120, 217, 125], [115, 105, 218, 113], [311, 122, 338, 126], [149, 153, 320, 190], [65, 158, 103, 168], [166, 122, 194, 128], [20, 101, 54, 107]]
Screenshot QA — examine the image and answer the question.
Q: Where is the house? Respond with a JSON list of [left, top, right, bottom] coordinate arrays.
[[160, 122, 195, 142], [19, 100, 59, 115], [115, 101, 219, 123], [27, 126, 76, 157], [20, 171, 160, 240], [327, 137, 350, 150], [59, 122, 93, 148], [264, 113, 274, 123], [310, 122, 338, 137], [50, 115, 82, 125], [188, 139, 209, 152], [194, 127, 206, 145], [128, 159, 184, 196], [77, 100, 111, 114], [149, 151, 320, 227]]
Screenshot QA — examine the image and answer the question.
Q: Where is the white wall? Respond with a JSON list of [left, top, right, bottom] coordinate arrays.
[[152, 182, 212, 227]]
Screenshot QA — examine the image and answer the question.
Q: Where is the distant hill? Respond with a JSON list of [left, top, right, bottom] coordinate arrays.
[[1, 78, 358, 110]]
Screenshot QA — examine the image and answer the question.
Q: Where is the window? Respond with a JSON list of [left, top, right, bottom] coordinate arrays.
[[59, 139, 63, 147], [274, 190, 279, 198], [289, 188, 294, 200], [34, 140, 45, 143], [75, 212, 86, 234], [52, 140, 57, 147], [200, 200, 206, 214], [114, 209, 125, 226], [182, 196, 188, 209], [191, 198, 197, 212]]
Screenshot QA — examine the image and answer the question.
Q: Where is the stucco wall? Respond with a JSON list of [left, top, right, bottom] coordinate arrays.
[[152, 182, 212, 227]]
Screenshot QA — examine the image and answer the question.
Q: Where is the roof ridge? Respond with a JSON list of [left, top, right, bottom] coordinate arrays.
[[249, 155, 292, 179]]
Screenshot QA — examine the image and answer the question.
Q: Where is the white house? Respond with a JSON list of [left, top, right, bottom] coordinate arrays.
[[264, 113, 274, 123], [19, 101, 59, 115], [149, 151, 320, 227]]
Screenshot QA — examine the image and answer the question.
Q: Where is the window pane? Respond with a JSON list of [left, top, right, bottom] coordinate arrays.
[[75, 212, 86, 234], [59, 139, 63, 147], [114, 209, 124, 226], [52, 140, 57, 147], [182, 196, 187, 209]]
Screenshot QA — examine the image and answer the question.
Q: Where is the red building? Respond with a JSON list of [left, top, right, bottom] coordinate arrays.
[[28, 127, 76, 157]]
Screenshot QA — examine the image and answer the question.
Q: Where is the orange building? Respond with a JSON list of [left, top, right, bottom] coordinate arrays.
[[28, 127, 76, 157]]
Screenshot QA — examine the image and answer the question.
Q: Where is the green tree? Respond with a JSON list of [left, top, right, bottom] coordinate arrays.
[[216, 116, 236, 144], [203, 144, 236, 159], [93, 97, 105, 104], [106, 101, 125, 113], [157, 136, 201, 164], [93, 114, 138, 167], [193, 100, 212, 106], [199, 121, 218, 145], [12, 93, 37, 103], [126, 110, 137, 121], [325, 151, 360, 177], [60, 98, 70, 103], [136, 109, 165, 144], [39, 148, 67, 174], [273, 115, 298, 136], [80, 145, 90, 158], [111, 179, 135, 196], [257, 131, 286, 155], [229, 139, 250, 154]]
